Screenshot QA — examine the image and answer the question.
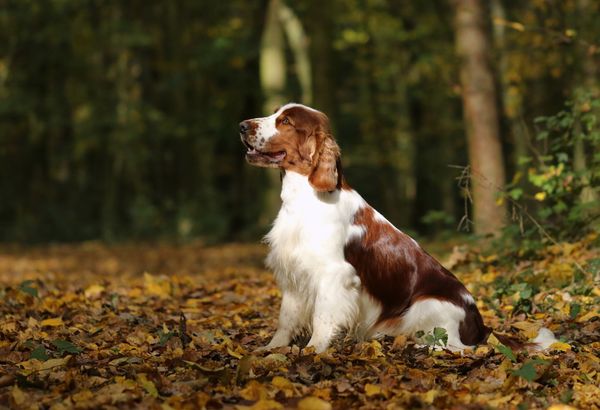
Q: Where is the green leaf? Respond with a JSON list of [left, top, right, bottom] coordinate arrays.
[[433, 327, 448, 347], [519, 286, 532, 300], [512, 359, 550, 382], [560, 389, 574, 404], [52, 339, 82, 355], [158, 329, 174, 346], [496, 344, 516, 362], [138, 374, 159, 398], [30, 346, 49, 361], [18, 280, 38, 298], [512, 361, 537, 381], [509, 188, 523, 200], [569, 303, 581, 320]]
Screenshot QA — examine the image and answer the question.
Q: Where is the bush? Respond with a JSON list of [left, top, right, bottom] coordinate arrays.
[[503, 93, 600, 245]]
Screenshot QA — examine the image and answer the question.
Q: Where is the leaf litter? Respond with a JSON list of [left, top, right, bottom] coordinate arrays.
[[0, 238, 598, 409]]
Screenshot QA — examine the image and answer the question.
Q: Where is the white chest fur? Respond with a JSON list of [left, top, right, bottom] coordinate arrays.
[[262, 172, 367, 352], [264, 172, 364, 291]]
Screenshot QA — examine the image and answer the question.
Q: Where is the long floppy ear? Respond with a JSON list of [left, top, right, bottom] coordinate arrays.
[[309, 133, 341, 192]]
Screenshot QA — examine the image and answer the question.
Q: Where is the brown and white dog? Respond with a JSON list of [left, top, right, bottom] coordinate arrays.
[[239, 103, 555, 353]]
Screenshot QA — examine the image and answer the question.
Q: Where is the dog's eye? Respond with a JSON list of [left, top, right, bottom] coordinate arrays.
[[282, 117, 290, 125]]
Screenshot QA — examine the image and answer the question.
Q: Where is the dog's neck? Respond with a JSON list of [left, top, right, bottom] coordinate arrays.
[[279, 171, 339, 206]]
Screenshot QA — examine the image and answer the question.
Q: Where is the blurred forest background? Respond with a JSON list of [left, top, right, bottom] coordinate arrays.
[[1, 0, 598, 244]]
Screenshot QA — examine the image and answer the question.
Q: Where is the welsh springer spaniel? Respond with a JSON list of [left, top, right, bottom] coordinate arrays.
[[239, 103, 555, 353]]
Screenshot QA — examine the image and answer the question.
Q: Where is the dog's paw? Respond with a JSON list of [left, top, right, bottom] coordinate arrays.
[[253, 344, 272, 353]]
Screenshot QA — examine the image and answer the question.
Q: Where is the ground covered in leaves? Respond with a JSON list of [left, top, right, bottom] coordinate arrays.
[[0, 236, 599, 409]]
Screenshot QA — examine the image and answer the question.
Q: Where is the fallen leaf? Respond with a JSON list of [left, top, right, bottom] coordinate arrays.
[[137, 373, 158, 398], [297, 396, 332, 410], [84, 284, 105, 298], [364, 383, 383, 397], [41, 317, 64, 327]]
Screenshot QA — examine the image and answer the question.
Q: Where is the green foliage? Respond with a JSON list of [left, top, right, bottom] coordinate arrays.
[[157, 327, 175, 347], [492, 267, 541, 315], [30, 346, 50, 361], [496, 344, 516, 363], [415, 327, 448, 348], [1, 1, 599, 242], [51, 339, 82, 355], [500, 94, 600, 254], [530, 95, 599, 233], [512, 359, 550, 382], [18, 280, 38, 298]]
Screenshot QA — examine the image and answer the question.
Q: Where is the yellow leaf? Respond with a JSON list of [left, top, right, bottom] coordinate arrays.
[[488, 394, 513, 406], [421, 389, 438, 404], [312, 387, 331, 401], [271, 376, 295, 397], [240, 380, 267, 401], [40, 356, 71, 371], [11, 385, 26, 406], [547, 405, 578, 410], [137, 373, 158, 398], [41, 317, 63, 327], [364, 383, 383, 397], [297, 396, 332, 410], [510, 21, 525, 31], [227, 347, 243, 359], [246, 399, 283, 410], [475, 345, 491, 355], [511, 321, 541, 339], [144, 273, 171, 298], [1, 321, 17, 332], [576, 310, 600, 323], [549, 342, 571, 351], [84, 284, 105, 298], [534, 192, 547, 201], [19, 356, 71, 375], [71, 389, 94, 403], [487, 333, 500, 346]]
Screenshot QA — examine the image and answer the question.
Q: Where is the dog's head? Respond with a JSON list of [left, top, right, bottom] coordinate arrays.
[[239, 103, 341, 192]]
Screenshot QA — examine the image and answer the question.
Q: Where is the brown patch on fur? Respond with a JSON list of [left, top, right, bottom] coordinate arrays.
[[243, 105, 343, 191], [344, 206, 489, 345]]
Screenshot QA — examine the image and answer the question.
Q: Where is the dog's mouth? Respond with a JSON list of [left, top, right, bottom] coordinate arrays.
[[243, 140, 286, 164]]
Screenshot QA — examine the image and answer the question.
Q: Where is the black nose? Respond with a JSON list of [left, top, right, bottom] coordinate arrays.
[[239, 121, 251, 134]]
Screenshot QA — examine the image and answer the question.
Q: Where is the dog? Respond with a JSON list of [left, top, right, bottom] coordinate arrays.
[[239, 103, 556, 353]]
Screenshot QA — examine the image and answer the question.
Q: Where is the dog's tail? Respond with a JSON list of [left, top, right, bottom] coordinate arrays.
[[492, 327, 558, 351]]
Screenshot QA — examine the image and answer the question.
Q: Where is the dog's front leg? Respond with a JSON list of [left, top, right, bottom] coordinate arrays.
[[307, 266, 360, 353], [259, 291, 306, 350]]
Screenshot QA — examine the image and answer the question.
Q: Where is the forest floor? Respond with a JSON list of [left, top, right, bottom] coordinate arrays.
[[0, 236, 599, 409]]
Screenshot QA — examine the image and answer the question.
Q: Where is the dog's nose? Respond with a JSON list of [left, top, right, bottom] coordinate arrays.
[[239, 121, 251, 134]]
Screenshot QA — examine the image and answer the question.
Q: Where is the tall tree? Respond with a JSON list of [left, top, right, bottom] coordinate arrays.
[[258, 0, 312, 226], [259, 0, 288, 226], [452, 0, 507, 235]]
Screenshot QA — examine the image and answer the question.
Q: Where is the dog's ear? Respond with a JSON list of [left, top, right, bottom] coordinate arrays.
[[309, 132, 340, 192]]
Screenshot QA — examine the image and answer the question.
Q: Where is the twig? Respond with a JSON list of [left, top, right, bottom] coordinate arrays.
[[178, 312, 192, 349]]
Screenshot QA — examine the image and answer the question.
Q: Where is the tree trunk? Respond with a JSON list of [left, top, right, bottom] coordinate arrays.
[[453, 0, 506, 235], [574, 0, 598, 205], [258, 0, 287, 227], [491, 0, 528, 181], [307, 0, 334, 115], [279, 2, 312, 105], [259, 0, 313, 226]]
